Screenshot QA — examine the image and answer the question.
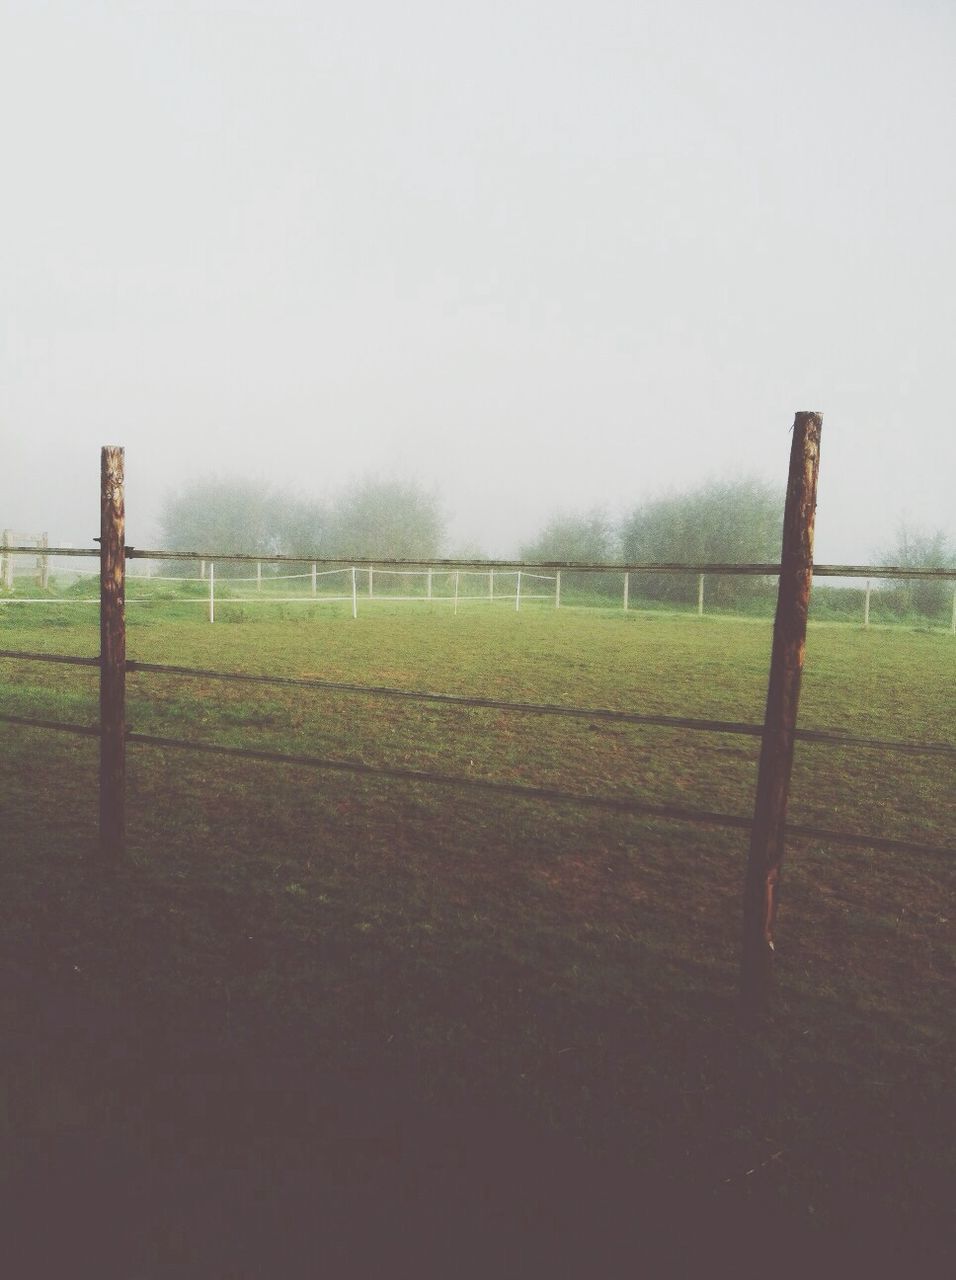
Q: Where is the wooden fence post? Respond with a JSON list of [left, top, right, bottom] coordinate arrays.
[[1, 530, 12, 590], [555, 570, 561, 609], [99, 446, 126, 863], [740, 412, 823, 1021], [698, 574, 705, 617], [623, 571, 629, 612], [864, 580, 871, 629]]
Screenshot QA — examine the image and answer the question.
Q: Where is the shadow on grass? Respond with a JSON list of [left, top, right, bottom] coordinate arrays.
[[1, 908, 951, 1279]]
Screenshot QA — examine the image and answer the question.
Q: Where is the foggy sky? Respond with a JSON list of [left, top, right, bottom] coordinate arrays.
[[2, 0, 954, 561]]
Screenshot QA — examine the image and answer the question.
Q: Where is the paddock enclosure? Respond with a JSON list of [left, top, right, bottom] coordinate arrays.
[[1, 434, 954, 1266]]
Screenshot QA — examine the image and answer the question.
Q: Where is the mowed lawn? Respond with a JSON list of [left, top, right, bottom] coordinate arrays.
[[1, 602, 953, 1274]]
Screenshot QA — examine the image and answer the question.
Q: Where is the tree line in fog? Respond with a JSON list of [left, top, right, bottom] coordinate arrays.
[[159, 475, 953, 614]]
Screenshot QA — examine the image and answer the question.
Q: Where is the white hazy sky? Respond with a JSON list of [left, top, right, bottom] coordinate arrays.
[[1, 0, 953, 560]]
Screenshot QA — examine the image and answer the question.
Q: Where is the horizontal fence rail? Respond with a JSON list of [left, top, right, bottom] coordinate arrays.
[[3, 543, 956, 578]]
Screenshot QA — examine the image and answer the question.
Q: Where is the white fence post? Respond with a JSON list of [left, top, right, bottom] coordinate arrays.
[[454, 570, 460, 615], [623, 571, 629, 612], [257, 561, 262, 592], [200, 559, 206, 580], [311, 563, 317, 596], [351, 567, 357, 619], [951, 584, 955, 636], [555, 570, 561, 609], [864, 579, 871, 629], [209, 562, 215, 624], [698, 574, 705, 617], [489, 569, 494, 602], [515, 570, 522, 612], [369, 566, 374, 598], [427, 567, 433, 600]]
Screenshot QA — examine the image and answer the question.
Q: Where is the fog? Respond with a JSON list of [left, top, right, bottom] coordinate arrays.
[[1, 0, 953, 562]]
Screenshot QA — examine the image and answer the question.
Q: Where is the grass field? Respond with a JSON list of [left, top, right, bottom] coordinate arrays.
[[1, 601, 953, 1275]]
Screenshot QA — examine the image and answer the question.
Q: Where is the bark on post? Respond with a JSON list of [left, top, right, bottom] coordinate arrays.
[[740, 412, 823, 1021], [99, 446, 126, 863]]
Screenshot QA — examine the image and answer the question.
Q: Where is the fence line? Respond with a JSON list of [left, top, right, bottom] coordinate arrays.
[[5, 543, 956, 577], [6, 545, 954, 630], [2, 466, 954, 874], [5, 430, 956, 1020]]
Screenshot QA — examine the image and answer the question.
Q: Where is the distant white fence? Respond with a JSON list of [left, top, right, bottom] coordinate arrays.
[[1, 530, 49, 589], [2, 548, 954, 633], [167, 564, 561, 621]]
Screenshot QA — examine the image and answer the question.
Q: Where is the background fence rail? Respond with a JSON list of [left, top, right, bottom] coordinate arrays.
[[4, 543, 956, 576]]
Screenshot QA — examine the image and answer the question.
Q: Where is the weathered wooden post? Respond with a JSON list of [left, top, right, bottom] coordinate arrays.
[[99, 446, 126, 863], [698, 574, 705, 617], [740, 412, 822, 1021], [623, 571, 629, 612], [555, 570, 561, 609], [37, 533, 50, 589], [1, 530, 12, 590]]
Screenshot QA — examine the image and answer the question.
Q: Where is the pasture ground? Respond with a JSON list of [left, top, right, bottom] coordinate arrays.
[[1, 603, 953, 1276]]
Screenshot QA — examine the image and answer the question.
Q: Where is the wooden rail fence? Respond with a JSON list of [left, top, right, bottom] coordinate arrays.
[[2, 422, 955, 1019]]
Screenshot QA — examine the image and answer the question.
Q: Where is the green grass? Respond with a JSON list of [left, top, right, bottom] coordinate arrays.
[[0, 604, 953, 1272]]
